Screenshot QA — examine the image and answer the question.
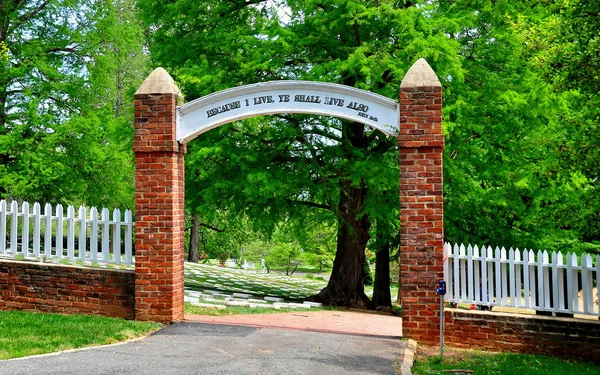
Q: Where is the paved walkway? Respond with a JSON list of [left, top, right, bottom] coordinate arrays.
[[0, 322, 405, 375], [185, 311, 403, 337]]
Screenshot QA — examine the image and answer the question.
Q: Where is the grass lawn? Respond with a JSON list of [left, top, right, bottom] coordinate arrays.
[[0, 310, 162, 360], [412, 348, 600, 375]]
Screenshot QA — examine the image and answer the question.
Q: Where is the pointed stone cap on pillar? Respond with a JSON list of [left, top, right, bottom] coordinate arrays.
[[400, 58, 441, 88], [135, 67, 183, 98]]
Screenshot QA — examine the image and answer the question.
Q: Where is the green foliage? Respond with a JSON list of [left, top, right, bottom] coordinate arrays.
[[0, 41, 7, 64], [0, 0, 147, 208], [243, 226, 304, 275], [432, 0, 600, 253], [185, 211, 252, 263], [289, 221, 336, 271], [513, 0, 600, 249]]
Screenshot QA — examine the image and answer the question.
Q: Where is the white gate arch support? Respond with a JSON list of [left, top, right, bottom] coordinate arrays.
[[176, 81, 399, 142]]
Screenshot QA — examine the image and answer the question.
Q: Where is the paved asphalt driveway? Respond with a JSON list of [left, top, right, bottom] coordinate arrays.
[[0, 322, 405, 375]]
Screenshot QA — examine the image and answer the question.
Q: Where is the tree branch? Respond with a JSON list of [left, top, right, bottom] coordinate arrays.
[[287, 199, 331, 211], [8, 1, 49, 35], [370, 137, 395, 155], [186, 223, 226, 232], [218, 0, 265, 17], [200, 223, 226, 232]]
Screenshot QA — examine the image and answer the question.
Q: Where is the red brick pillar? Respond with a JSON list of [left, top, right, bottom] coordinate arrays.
[[398, 58, 444, 344], [133, 68, 185, 323]]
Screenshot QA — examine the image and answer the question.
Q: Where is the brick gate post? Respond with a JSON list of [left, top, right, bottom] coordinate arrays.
[[398, 58, 444, 344], [133, 68, 185, 323]]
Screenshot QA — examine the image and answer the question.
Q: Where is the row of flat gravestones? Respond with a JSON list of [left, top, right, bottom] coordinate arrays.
[[184, 289, 322, 310], [184, 263, 327, 307]]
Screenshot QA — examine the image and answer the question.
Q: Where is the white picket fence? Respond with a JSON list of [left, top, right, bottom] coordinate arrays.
[[0, 200, 134, 265], [444, 243, 600, 317]]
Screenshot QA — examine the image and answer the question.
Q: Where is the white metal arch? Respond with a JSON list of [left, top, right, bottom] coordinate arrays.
[[176, 81, 399, 143]]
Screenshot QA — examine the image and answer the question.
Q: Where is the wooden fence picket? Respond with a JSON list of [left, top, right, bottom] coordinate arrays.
[[529, 250, 537, 308], [473, 245, 481, 304], [509, 248, 516, 306], [460, 244, 467, 301], [557, 252, 565, 311], [571, 253, 580, 313], [523, 249, 530, 308], [21, 202, 29, 255], [453, 243, 460, 301], [67, 206, 75, 259], [551, 251, 559, 314], [32, 203, 41, 257], [467, 244, 474, 302], [10, 201, 18, 254], [0, 200, 6, 255], [90, 207, 98, 261], [515, 248, 522, 307], [78, 206, 87, 260], [44, 203, 52, 257], [101, 208, 110, 263], [486, 246, 494, 306], [480, 245, 488, 305], [582, 254, 593, 314], [112, 209, 121, 264], [124, 210, 133, 265], [56, 204, 64, 257]]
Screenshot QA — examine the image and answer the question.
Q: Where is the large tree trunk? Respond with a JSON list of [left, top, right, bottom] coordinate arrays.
[[312, 181, 372, 307], [372, 241, 391, 307], [311, 121, 372, 308], [188, 212, 200, 262]]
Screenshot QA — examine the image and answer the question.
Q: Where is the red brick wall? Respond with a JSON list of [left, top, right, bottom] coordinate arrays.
[[0, 260, 135, 319], [445, 309, 600, 364], [398, 71, 444, 343], [133, 91, 185, 323]]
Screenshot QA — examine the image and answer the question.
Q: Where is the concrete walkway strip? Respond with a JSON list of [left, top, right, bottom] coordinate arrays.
[[185, 310, 403, 338], [399, 339, 417, 375]]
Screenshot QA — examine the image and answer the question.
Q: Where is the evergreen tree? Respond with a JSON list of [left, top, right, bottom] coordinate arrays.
[[518, 0, 600, 251], [0, 0, 147, 208]]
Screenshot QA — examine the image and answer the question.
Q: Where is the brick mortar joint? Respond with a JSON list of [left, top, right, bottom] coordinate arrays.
[[133, 145, 187, 155]]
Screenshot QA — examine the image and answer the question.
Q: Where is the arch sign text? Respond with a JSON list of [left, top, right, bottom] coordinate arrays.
[[176, 81, 399, 143]]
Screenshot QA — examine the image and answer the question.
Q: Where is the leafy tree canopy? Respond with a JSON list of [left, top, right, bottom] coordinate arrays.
[[0, 0, 147, 208]]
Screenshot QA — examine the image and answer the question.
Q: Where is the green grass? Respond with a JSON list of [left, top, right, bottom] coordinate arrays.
[[0, 310, 162, 360], [412, 351, 600, 375], [185, 302, 336, 316]]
